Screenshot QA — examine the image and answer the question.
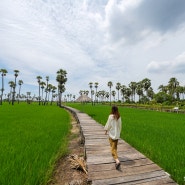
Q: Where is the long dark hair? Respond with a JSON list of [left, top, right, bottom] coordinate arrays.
[[110, 105, 120, 120]]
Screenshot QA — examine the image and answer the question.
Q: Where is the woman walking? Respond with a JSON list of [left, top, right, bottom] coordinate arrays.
[[104, 105, 122, 169]]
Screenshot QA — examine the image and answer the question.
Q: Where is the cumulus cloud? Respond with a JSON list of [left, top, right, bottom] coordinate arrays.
[[104, 0, 185, 44], [147, 52, 185, 74]]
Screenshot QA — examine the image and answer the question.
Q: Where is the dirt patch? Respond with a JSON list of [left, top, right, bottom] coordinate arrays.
[[49, 113, 89, 185]]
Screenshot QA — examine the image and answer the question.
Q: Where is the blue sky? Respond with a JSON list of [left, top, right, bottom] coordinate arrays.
[[1, 0, 185, 98]]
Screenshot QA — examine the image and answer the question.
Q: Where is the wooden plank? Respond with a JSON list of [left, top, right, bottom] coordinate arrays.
[[89, 163, 162, 180], [91, 170, 168, 184], [85, 138, 108, 144], [138, 176, 177, 185], [85, 143, 133, 152], [86, 151, 147, 164], [92, 175, 176, 185], [88, 158, 154, 172]]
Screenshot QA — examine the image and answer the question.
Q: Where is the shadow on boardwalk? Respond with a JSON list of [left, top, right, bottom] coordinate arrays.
[[64, 106, 178, 185]]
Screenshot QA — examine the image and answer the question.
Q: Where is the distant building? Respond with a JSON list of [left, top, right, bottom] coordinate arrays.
[[75, 94, 91, 102]]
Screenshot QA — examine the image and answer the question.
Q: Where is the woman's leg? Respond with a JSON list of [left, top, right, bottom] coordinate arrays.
[[109, 138, 119, 163]]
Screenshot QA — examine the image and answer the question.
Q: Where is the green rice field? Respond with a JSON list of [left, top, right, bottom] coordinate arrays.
[[0, 103, 71, 185], [67, 103, 185, 185]]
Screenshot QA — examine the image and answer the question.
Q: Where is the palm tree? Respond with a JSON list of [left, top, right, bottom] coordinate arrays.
[[116, 82, 121, 102], [147, 87, 154, 100], [26, 92, 31, 104], [40, 81, 46, 104], [112, 90, 116, 102], [94, 82, 98, 103], [136, 82, 143, 102], [89, 82, 93, 105], [141, 78, 151, 97], [176, 85, 184, 100], [96, 91, 100, 102], [107, 81, 113, 105], [120, 85, 127, 103], [85, 90, 89, 96], [8, 81, 15, 104], [129, 82, 137, 102], [0, 69, 8, 105], [158, 85, 168, 93], [79, 90, 83, 96], [73, 95, 76, 101], [50, 85, 57, 105], [56, 69, 67, 106], [44, 76, 49, 105], [105, 92, 109, 102], [18, 80, 23, 104], [168, 77, 179, 100], [36, 76, 42, 105], [125, 88, 132, 102], [47, 84, 53, 102], [99, 90, 106, 102], [12, 70, 19, 105]]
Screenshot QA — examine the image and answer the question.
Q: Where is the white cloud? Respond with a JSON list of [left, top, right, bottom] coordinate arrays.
[[147, 52, 185, 74]]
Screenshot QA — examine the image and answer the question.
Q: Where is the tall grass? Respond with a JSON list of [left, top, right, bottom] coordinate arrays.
[[0, 103, 71, 185], [68, 103, 185, 185]]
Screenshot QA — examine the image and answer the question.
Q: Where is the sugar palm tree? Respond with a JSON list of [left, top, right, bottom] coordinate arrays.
[[112, 90, 116, 102], [18, 80, 23, 104], [89, 82, 93, 104], [26, 92, 31, 104], [56, 69, 67, 106], [105, 92, 109, 102], [12, 70, 19, 105], [8, 81, 15, 104], [158, 85, 168, 93], [116, 82, 121, 102], [0, 69, 8, 105], [125, 88, 132, 102], [40, 81, 46, 104], [94, 82, 98, 103], [168, 77, 179, 99], [141, 78, 151, 98], [50, 85, 57, 105], [129, 81, 137, 102], [107, 81, 113, 105], [121, 85, 127, 103], [47, 84, 53, 102], [44, 76, 49, 105], [147, 87, 154, 100], [36, 76, 42, 105], [99, 90, 106, 102], [85, 90, 89, 96], [136, 82, 143, 102]]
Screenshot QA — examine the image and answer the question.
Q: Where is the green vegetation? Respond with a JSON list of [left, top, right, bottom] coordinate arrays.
[[0, 103, 71, 185], [68, 103, 185, 185]]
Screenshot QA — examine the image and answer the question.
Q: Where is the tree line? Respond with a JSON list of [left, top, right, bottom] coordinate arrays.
[[0, 68, 67, 106], [80, 77, 185, 105], [1, 67, 184, 106]]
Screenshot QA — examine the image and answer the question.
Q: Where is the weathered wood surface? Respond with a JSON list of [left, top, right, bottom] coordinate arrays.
[[64, 106, 178, 185]]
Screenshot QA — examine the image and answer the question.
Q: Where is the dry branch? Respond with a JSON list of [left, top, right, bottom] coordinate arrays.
[[68, 154, 87, 174]]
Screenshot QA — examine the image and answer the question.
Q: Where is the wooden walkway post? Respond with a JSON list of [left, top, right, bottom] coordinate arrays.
[[64, 106, 178, 185]]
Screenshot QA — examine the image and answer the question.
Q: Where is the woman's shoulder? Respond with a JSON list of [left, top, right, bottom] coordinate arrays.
[[109, 114, 114, 119]]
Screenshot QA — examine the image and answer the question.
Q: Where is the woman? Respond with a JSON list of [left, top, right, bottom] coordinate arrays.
[[104, 105, 122, 169]]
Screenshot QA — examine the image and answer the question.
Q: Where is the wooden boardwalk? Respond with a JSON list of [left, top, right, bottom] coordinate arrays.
[[65, 106, 178, 185]]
